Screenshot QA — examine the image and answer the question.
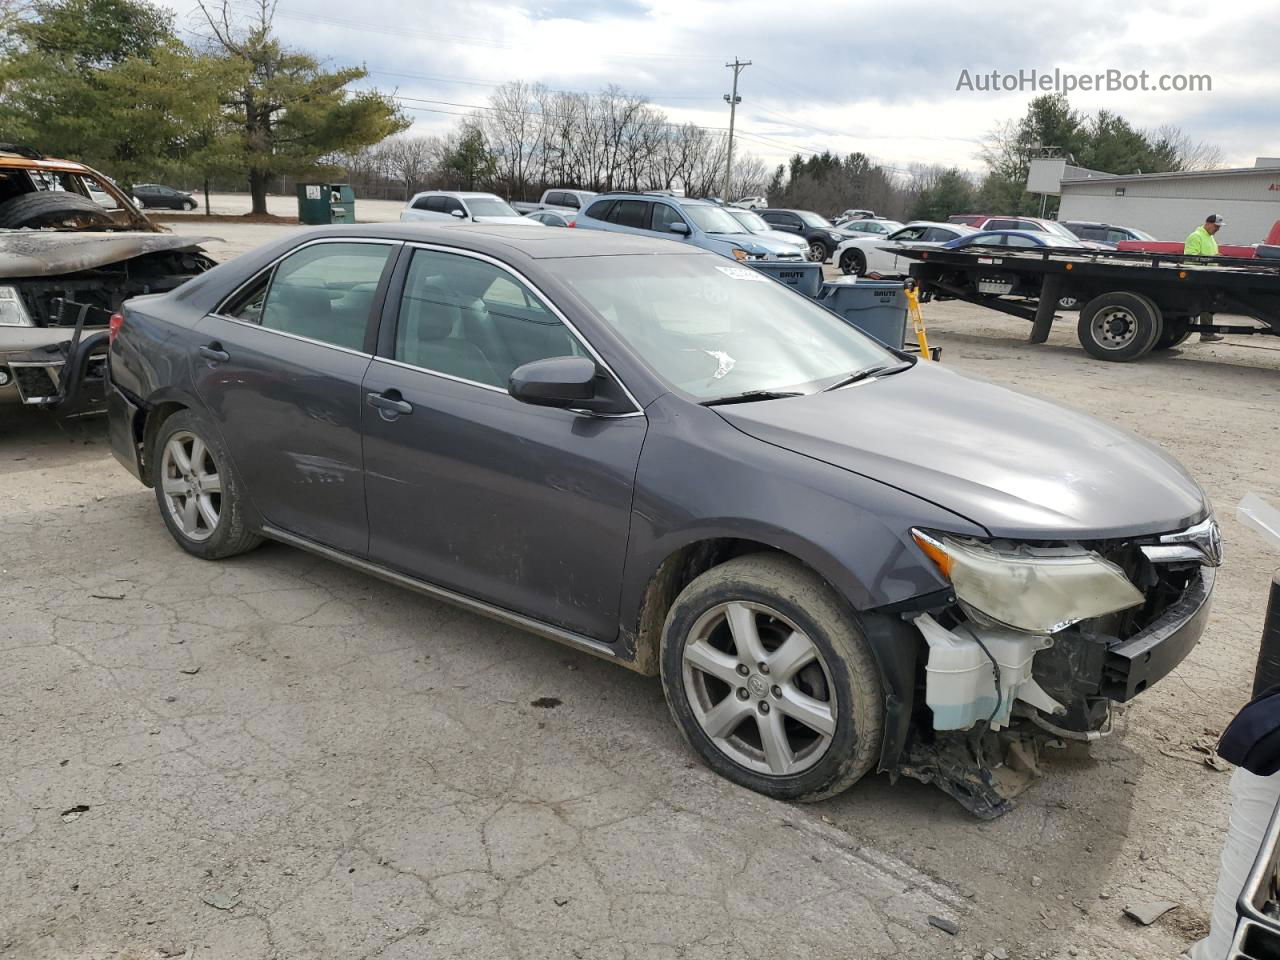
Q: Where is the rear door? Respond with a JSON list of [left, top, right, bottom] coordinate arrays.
[[192, 239, 399, 555], [360, 245, 647, 639]]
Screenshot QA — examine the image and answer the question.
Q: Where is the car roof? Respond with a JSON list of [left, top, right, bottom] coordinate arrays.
[[902, 220, 975, 231], [411, 191, 503, 200], [964, 229, 1047, 239], [272, 222, 709, 260]]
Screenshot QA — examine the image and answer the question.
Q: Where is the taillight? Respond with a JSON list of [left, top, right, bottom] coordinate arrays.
[[108, 311, 124, 344], [567, 220, 576, 228]]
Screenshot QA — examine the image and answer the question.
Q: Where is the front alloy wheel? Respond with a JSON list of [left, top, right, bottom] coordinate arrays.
[[682, 601, 836, 776], [660, 553, 884, 802], [807, 240, 829, 262]]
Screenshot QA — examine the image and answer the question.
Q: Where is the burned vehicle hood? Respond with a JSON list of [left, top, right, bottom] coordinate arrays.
[[715, 361, 1207, 541], [0, 231, 215, 278]]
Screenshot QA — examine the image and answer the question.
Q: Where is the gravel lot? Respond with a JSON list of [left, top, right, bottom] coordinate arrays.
[[4, 217, 1280, 960]]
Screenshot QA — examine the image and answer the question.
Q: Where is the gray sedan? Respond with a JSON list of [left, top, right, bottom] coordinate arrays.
[[104, 224, 1216, 815]]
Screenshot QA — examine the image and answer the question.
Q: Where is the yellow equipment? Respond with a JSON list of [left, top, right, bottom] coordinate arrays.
[[903, 280, 932, 359]]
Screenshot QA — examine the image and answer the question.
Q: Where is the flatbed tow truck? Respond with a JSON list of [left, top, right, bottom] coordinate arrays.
[[898, 245, 1280, 362]]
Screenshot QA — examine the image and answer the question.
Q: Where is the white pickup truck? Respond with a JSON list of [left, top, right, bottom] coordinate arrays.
[[511, 188, 597, 215]]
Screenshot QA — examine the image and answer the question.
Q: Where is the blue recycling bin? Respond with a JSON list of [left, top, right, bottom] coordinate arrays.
[[818, 279, 908, 349]]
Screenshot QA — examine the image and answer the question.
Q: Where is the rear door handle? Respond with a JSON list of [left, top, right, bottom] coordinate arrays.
[[366, 391, 413, 416], [198, 344, 230, 363]]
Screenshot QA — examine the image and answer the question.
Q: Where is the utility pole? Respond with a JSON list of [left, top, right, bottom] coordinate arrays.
[[723, 58, 750, 203]]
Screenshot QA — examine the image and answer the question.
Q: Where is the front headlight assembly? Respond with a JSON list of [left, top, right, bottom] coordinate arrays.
[[0, 286, 34, 327], [911, 529, 1144, 635]]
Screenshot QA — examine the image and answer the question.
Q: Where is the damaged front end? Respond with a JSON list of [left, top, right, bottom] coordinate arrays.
[[892, 522, 1218, 818], [0, 233, 215, 414]]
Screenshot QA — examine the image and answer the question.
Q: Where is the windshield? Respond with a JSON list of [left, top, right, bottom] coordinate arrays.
[[468, 198, 520, 217], [727, 210, 770, 234], [554, 254, 896, 400], [798, 211, 834, 229], [683, 204, 747, 235]]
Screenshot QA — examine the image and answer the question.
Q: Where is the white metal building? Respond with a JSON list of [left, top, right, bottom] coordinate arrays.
[[1038, 158, 1280, 243]]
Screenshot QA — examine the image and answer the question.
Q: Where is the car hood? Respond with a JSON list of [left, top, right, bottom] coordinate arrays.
[[0, 231, 215, 278], [473, 215, 532, 225], [723, 231, 802, 255], [714, 362, 1207, 540], [753, 228, 808, 249]]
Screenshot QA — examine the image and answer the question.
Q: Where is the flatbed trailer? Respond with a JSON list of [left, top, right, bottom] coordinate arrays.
[[898, 246, 1280, 361]]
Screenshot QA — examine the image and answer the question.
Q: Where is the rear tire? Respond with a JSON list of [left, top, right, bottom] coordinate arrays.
[[1077, 291, 1164, 362], [152, 410, 262, 560], [1153, 315, 1193, 350], [840, 249, 867, 276], [660, 553, 884, 802]]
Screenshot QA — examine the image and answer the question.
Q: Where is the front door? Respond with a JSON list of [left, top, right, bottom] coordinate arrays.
[[192, 239, 398, 555], [360, 246, 647, 640]]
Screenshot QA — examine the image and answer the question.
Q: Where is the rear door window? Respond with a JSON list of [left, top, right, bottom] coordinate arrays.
[[584, 199, 615, 220], [424, 196, 448, 213], [255, 242, 394, 351], [608, 200, 649, 229]]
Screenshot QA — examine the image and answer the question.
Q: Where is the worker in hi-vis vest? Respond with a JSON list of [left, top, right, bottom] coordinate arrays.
[[1184, 214, 1226, 343]]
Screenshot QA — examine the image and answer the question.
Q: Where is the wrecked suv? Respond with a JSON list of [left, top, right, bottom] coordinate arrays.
[[105, 224, 1216, 816], [0, 146, 213, 413]]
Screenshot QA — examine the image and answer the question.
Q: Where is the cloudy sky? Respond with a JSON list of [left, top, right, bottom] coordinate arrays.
[[169, 0, 1279, 173]]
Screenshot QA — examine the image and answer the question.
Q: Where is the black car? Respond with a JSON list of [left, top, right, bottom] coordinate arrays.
[[758, 209, 845, 262], [104, 223, 1216, 816], [131, 183, 197, 211]]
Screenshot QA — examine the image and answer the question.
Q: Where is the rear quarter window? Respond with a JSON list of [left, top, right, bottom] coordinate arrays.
[[584, 199, 614, 219]]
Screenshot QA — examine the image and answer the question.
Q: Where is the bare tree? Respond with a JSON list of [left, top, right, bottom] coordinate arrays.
[[1151, 123, 1225, 171], [382, 135, 435, 199]]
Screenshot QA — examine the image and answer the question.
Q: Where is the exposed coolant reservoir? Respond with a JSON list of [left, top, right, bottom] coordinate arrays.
[[914, 614, 1063, 731]]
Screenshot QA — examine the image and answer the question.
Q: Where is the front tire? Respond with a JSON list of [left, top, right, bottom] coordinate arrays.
[[660, 554, 884, 802], [152, 411, 262, 560], [183, 199, 197, 211], [807, 240, 831, 263], [1077, 291, 1164, 362]]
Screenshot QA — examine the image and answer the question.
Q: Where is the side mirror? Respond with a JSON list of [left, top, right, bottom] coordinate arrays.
[[450, 209, 466, 219], [508, 356, 598, 408], [668, 222, 691, 236]]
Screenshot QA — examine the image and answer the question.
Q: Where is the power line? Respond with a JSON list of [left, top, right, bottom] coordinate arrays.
[[366, 68, 715, 103]]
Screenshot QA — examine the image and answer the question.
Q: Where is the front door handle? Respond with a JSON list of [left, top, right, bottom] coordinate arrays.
[[198, 344, 230, 363], [366, 390, 413, 417]]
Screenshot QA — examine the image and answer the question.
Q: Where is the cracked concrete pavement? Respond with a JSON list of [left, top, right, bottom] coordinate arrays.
[[3, 261, 1280, 958]]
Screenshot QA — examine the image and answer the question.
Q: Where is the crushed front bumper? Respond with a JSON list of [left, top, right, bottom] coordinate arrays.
[[1102, 566, 1214, 701], [0, 304, 111, 415]]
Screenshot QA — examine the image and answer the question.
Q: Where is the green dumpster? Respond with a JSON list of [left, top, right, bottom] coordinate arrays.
[[296, 183, 356, 224]]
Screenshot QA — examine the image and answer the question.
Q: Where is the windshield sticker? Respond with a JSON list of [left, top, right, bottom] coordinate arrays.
[[704, 350, 736, 381], [714, 265, 770, 283]]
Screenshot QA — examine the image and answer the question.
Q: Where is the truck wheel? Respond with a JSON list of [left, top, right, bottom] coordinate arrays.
[[1153, 315, 1193, 351], [0, 192, 115, 229], [839, 249, 866, 276], [1078, 291, 1164, 361], [660, 553, 884, 803]]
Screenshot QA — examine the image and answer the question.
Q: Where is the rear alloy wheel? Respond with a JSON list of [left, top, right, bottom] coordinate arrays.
[[840, 249, 867, 276], [1077, 291, 1164, 362], [152, 411, 261, 560], [661, 554, 884, 802], [807, 240, 831, 263]]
